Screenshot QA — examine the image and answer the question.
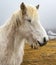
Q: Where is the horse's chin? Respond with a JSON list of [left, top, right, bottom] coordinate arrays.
[[30, 42, 38, 49]]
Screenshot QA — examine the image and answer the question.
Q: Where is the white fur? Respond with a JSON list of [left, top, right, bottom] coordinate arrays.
[[0, 4, 48, 65], [0, 13, 25, 65]]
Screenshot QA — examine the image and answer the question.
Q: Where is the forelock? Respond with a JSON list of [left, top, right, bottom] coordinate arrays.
[[26, 6, 38, 19]]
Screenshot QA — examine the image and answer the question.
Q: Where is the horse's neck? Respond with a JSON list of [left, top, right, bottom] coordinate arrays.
[[14, 35, 25, 54], [0, 28, 25, 65], [0, 13, 26, 65], [0, 16, 25, 55], [0, 20, 15, 54]]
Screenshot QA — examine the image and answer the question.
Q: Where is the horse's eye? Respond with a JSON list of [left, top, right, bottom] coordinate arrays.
[[27, 19, 31, 23]]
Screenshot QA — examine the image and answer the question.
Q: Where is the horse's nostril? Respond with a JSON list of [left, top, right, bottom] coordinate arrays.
[[37, 37, 48, 47], [43, 37, 47, 43]]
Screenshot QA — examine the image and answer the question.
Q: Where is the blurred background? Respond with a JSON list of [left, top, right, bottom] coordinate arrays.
[[0, 0, 56, 39]]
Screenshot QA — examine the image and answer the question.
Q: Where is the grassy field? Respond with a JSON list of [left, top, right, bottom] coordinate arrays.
[[21, 40, 56, 65]]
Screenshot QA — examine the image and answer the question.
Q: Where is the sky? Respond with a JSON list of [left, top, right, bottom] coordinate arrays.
[[0, 0, 56, 29]]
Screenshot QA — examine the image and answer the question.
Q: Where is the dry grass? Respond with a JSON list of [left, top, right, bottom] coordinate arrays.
[[21, 40, 56, 65]]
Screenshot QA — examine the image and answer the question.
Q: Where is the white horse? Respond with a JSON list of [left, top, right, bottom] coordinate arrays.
[[0, 2, 48, 65]]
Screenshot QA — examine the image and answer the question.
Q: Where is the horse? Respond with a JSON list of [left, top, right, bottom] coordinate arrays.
[[0, 2, 48, 65]]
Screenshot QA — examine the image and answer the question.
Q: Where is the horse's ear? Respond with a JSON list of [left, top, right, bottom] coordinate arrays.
[[36, 4, 39, 9], [20, 2, 26, 15]]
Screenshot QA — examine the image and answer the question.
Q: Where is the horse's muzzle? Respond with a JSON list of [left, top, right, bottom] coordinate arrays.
[[38, 37, 48, 46]]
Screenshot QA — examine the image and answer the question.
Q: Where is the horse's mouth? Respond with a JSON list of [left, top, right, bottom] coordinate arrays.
[[30, 41, 48, 49], [38, 41, 47, 47]]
